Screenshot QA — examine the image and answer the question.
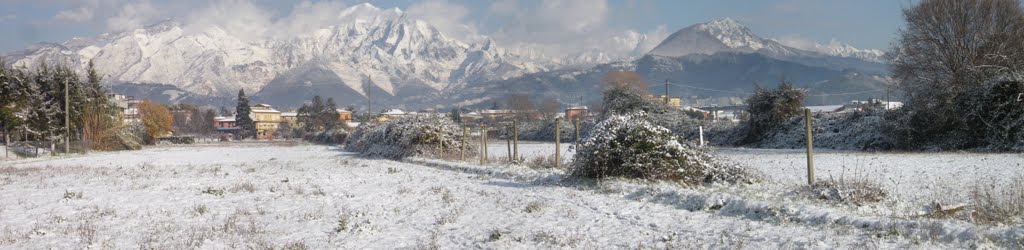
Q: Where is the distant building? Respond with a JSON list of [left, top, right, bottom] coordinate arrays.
[[281, 112, 298, 125], [336, 109, 353, 122], [651, 95, 682, 107], [214, 116, 238, 131], [565, 106, 589, 121], [375, 109, 407, 123], [250, 104, 282, 140]]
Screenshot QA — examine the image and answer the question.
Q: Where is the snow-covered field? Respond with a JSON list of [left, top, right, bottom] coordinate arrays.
[[0, 143, 1021, 248]]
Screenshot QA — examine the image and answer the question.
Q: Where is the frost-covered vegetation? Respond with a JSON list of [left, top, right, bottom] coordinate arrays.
[[571, 111, 755, 185], [885, 0, 1024, 151], [345, 114, 476, 160], [570, 82, 755, 185]]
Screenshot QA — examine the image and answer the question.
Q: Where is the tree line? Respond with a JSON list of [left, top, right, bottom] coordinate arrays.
[[0, 60, 123, 151]]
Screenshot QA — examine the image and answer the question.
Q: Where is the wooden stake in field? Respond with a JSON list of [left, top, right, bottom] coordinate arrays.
[[483, 124, 488, 164], [699, 126, 705, 146], [554, 118, 561, 169], [574, 118, 580, 147], [506, 125, 511, 161], [479, 124, 484, 164], [461, 126, 467, 161], [513, 120, 519, 162], [804, 108, 814, 186]]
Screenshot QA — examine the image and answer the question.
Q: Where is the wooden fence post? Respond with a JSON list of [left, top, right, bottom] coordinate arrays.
[[699, 126, 704, 146], [483, 124, 488, 164], [554, 118, 561, 169], [461, 125, 466, 161], [574, 118, 580, 147], [506, 125, 511, 161], [805, 108, 814, 186], [513, 120, 518, 161], [479, 124, 485, 164]]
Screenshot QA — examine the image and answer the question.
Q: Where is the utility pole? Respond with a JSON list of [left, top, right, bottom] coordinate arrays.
[[64, 78, 70, 155], [366, 76, 372, 123], [664, 79, 669, 105]]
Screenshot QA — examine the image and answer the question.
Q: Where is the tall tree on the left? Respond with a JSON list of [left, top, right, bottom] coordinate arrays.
[[235, 89, 254, 139]]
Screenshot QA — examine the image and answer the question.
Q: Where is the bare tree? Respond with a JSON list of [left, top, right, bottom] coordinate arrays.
[[602, 71, 649, 94], [507, 93, 535, 120], [538, 96, 561, 120], [886, 0, 1024, 148]]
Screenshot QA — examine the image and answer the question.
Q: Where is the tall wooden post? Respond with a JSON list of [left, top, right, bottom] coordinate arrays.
[[506, 125, 511, 161], [574, 118, 580, 147], [804, 108, 814, 186], [513, 120, 518, 161], [479, 124, 484, 164], [554, 118, 561, 169], [64, 78, 70, 155], [461, 126, 466, 161], [699, 126, 705, 146]]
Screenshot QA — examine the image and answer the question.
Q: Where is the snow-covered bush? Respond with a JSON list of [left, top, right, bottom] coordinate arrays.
[[743, 82, 807, 143], [345, 114, 477, 160], [305, 128, 349, 144], [570, 111, 755, 185], [884, 77, 1024, 151]]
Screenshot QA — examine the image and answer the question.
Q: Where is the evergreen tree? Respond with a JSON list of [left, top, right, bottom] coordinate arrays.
[[449, 108, 461, 123], [323, 98, 340, 130], [235, 89, 254, 139]]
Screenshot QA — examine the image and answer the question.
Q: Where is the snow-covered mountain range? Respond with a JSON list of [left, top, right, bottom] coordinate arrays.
[[648, 18, 885, 63], [3, 9, 888, 108]]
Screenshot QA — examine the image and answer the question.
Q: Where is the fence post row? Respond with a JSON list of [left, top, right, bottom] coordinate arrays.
[[804, 108, 814, 186]]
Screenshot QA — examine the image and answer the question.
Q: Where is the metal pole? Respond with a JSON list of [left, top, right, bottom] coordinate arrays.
[[554, 118, 560, 169], [804, 108, 814, 186], [664, 79, 669, 105], [64, 78, 70, 155]]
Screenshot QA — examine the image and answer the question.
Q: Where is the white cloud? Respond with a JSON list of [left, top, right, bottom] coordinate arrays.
[[105, 1, 159, 31], [406, 0, 481, 42], [181, 0, 272, 42], [55, 6, 94, 22]]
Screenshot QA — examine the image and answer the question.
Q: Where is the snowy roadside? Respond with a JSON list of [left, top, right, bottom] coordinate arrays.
[[0, 143, 976, 248]]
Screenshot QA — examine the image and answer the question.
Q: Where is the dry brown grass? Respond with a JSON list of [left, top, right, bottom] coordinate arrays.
[[809, 177, 887, 206], [970, 175, 1024, 224]]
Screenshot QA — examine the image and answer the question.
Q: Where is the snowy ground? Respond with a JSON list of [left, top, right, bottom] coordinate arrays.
[[0, 142, 1020, 248]]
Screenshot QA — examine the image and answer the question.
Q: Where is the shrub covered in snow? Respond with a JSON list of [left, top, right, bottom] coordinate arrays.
[[570, 111, 755, 185], [884, 76, 1024, 151], [345, 114, 477, 160], [304, 128, 349, 144], [743, 82, 807, 143]]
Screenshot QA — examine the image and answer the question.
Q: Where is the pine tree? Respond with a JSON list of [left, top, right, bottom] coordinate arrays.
[[323, 98, 340, 131], [235, 89, 254, 139]]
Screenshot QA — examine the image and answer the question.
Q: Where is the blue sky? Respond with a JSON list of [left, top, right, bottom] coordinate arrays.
[[0, 0, 913, 54]]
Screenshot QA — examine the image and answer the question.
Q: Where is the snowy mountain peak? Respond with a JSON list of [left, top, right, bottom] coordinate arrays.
[[693, 18, 764, 50]]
